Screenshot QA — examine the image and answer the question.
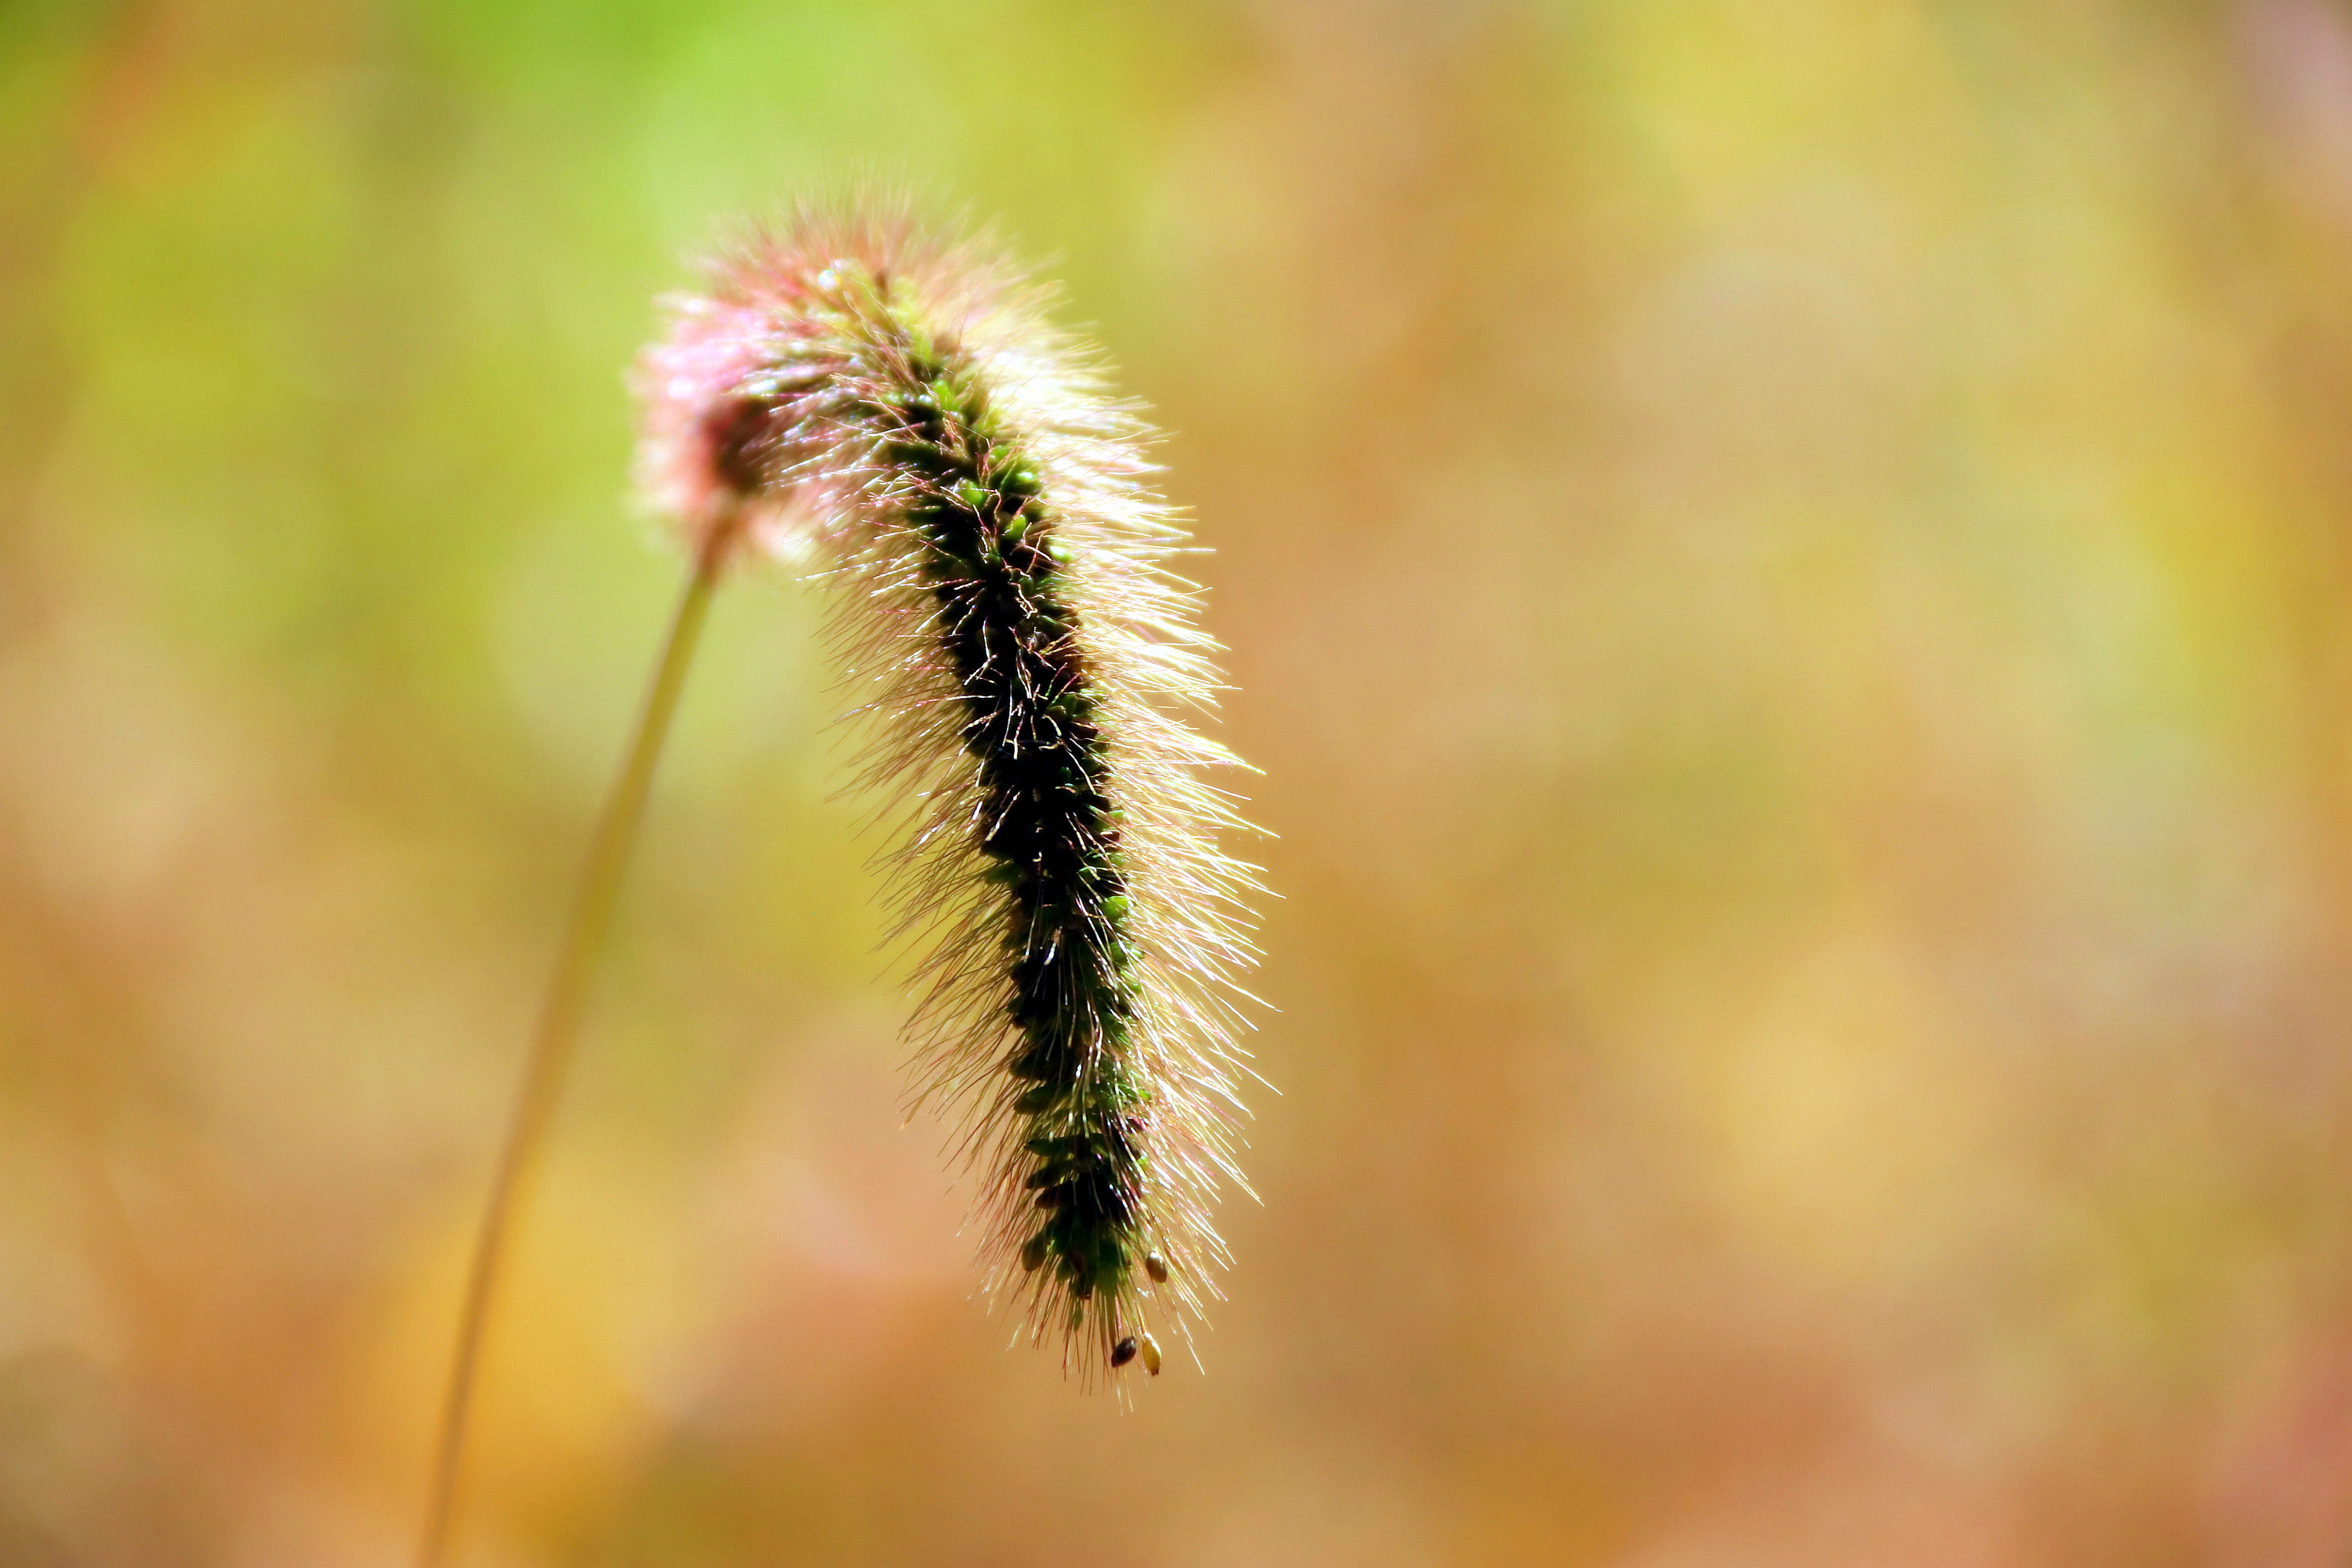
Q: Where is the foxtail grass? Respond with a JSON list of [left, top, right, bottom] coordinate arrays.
[[420, 194, 1259, 1566]]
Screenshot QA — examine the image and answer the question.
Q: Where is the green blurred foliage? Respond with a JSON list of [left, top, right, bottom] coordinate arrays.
[[9, 0, 2352, 1563]]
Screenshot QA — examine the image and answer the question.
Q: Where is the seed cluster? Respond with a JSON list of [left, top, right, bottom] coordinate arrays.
[[873, 354, 1153, 1314], [635, 205, 1259, 1382]]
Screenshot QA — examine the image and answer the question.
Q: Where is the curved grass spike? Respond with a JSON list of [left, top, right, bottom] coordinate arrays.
[[635, 198, 1261, 1378], [432, 202, 1261, 1561], [420, 198, 1256, 1568]]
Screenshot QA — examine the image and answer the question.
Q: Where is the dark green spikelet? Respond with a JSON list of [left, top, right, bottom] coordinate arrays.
[[635, 199, 1261, 1382], [882, 341, 1151, 1316]]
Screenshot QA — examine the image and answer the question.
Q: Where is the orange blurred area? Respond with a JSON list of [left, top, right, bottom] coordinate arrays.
[[10, 0, 2352, 1562]]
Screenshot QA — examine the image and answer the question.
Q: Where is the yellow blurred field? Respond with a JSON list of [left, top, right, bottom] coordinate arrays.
[[8, 2, 2352, 1563]]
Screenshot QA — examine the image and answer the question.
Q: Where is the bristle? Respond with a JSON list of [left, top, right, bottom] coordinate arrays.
[[633, 198, 1261, 1379]]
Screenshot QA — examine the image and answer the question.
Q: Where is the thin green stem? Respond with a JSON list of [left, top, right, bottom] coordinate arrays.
[[418, 543, 724, 1568]]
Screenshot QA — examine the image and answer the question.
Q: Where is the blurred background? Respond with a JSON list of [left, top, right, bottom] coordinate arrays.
[[10, 0, 2352, 1562]]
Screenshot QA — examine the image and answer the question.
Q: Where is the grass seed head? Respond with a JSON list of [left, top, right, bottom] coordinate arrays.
[[633, 196, 1263, 1384]]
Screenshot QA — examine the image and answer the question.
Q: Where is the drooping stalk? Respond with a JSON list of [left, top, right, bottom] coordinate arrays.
[[417, 533, 726, 1568]]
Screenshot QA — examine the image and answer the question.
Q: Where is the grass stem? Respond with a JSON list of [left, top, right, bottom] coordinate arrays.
[[417, 539, 724, 1568]]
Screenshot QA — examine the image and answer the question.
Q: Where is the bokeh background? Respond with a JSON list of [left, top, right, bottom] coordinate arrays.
[[13, 0, 2352, 1562]]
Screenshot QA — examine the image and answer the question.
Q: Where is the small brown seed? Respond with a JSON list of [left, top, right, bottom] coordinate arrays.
[[1110, 1336, 1138, 1368], [1143, 1252, 1169, 1284]]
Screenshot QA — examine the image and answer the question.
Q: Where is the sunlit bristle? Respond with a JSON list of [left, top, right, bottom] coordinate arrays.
[[633, 195, 1261, 1382]]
